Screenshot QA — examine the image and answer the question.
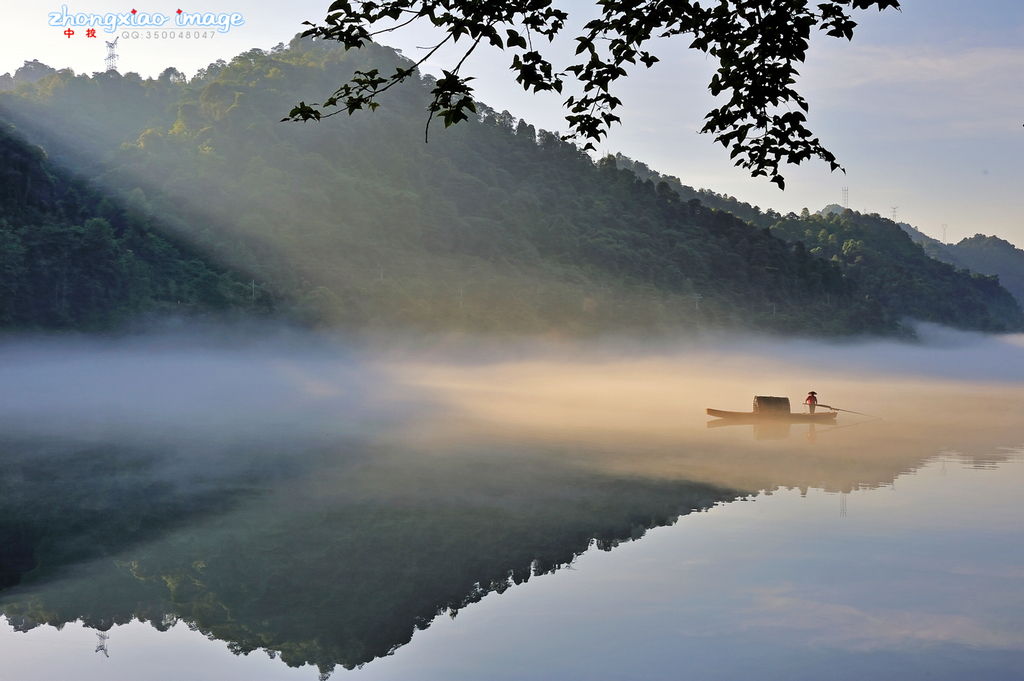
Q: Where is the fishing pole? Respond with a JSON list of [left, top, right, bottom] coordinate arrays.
[[816, 404, 882, 419]]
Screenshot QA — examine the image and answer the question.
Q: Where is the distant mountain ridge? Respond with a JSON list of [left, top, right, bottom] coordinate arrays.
[[769, 208, 1024, 332], [900, 223, 1024, 308]]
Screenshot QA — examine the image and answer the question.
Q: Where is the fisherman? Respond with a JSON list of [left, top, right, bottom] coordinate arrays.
[[805, 391, 818, 414]]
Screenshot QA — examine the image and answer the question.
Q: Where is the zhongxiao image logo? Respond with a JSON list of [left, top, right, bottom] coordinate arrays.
[[48, 5, 245, 34]]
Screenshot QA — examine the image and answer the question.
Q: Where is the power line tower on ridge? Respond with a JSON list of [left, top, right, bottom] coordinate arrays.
[[105, 37, 118, 72], [841, 187, 848, 209]]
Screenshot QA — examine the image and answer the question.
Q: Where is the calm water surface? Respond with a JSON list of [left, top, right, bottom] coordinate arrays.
[[2, 329, 1023, 680]]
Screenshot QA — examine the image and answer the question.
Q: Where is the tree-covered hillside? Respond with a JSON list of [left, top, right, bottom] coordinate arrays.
[[0, 121, 258, 329], [770, 210, 1024, 332], [0, 37, 1019, 335], [901, 225, 1024, 310], [613, 153, 779, 228], [945, 235, 1024, 308]]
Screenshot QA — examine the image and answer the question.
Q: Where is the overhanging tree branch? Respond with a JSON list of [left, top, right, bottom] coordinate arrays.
[[285, 0, 901, 189]]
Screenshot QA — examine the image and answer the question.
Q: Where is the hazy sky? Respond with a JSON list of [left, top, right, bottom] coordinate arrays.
[[2, 1, 1023, 246]]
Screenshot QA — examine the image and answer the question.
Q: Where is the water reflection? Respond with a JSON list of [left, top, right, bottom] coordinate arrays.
[[2, 331, 1024, 678], [708, 419, 879, 442], [0, 439, 740, 677], [754, 421, 791, 440], [707, 419, 798, 439]]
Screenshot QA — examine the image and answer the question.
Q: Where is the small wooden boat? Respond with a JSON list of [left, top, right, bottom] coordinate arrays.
[[706, 408, 837, 424], [707, 395, 837, 424]]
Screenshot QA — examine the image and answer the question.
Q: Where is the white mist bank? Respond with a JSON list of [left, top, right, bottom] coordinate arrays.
[[0, 327, 406, 448], [378, 324, 1024, 430], [3, 323, 1023, 433], [698, 323, 1024, 384], [374, 322, 1024, 382], [369, 325, 1024, 496], [1, 324, 1022, 490]]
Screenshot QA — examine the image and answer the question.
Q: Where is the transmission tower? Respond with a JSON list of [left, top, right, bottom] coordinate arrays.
[[105, 37, 118, 72], [841, 187, 848, 209], [95, 631, 110, 657], [891, 206, 899, 222], [942, 223, 948, 244]]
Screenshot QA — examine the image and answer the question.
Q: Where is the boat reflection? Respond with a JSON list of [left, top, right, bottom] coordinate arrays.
[[707, 417, 868, 442], [756, 421, 791, 440], [706, 418, 794, 440]]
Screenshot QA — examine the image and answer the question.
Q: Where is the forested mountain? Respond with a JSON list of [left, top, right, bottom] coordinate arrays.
[[770, 210, 1024, 331], [613, 154, 779, 227], [0, 37, 1020, 334], [901, 225, 1024, 309], [946, 235, 1024, 308], [0, 121, 257, 329]]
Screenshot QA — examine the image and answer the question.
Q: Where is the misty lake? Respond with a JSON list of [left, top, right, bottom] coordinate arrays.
[[2, 325, 1023, 681]]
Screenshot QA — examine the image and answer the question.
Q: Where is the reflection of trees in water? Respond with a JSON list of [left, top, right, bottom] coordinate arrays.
[[0, 446, 740, 677], [11, 426, 1014, 678], [0, 435, 261, 592]]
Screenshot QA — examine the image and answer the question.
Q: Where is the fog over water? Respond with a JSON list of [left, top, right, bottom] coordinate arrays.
[[2, 324, 1023, 680], [0, 327, 402, 449], [378, 324, 1024, 493], [3, 322, 1021, 432], [1, 323, 1022, 494]]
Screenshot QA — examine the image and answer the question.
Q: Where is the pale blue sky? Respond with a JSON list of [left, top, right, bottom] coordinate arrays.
[[2, 1, 1023, 246]]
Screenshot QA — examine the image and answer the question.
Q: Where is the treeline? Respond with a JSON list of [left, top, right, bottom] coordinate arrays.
[[0, 59, 58, 91], [0, 122, 262, 329], [0, 38, 1020, 334], [613, 153, 780, 227]]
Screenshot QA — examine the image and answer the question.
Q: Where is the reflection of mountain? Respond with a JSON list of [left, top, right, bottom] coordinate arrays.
[[0, 435, 256, 591], [509, 413, 1024, 501], [0, 443, 740, 677]]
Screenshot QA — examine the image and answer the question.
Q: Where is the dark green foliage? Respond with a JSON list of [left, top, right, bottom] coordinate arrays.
[[0, 60, 57, 91], [0, 121, 259, 330], [945, 235, 1024, 309], [770, 210, 1024, 332], [903, 226, 1024, 311]]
